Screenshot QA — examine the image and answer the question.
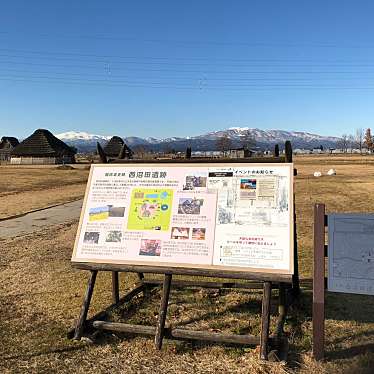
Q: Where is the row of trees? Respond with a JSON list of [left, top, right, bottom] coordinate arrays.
[[130, 130, 256, 158], [338, 128, 374, 153], [216, 130, 256, 154]]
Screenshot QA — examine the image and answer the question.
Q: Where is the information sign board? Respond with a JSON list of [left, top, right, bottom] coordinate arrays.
[[72, 163, 294, 274], [328, 214, 374, 295]]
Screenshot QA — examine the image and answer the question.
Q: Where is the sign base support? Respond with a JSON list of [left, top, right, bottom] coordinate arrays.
[[70, 269, 295, 361]]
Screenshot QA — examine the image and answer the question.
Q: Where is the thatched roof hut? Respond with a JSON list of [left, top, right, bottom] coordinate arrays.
[[10, 129, 76, 164], [104, 136, 133, 159], [0, 137, 19, 162]]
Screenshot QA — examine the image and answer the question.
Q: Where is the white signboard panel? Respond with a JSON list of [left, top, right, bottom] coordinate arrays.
[[72, 163, 293, 274], [328, 214, 374, 295]]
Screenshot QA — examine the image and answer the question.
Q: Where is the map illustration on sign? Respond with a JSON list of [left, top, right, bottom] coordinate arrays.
[[127, 188, 173, 231], [328, 214, 374, 296]]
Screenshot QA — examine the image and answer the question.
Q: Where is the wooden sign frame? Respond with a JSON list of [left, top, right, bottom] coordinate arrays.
[[70, 143, 299, 361], [72, 162, 294, 275]]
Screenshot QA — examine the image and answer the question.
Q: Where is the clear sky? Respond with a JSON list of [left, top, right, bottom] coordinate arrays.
[[1, 1, 374, 139]]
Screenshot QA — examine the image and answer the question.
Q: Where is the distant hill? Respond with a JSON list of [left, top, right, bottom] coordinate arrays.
[[56, 128, 340, 153]]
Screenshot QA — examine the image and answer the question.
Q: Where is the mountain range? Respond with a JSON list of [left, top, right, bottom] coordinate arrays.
[[56, 128, 340, 153]]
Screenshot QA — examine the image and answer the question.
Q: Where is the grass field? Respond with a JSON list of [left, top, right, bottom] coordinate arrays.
[[0, 165, 89, 219], [1, 155, 374, 373]]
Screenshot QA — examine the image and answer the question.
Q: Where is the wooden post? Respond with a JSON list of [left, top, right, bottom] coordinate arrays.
[[260, 281, 272, 360], [284, 141, 300, 296], [274, 144, 280, 157], [285, 140, 292, 163], [313, 203, 326, 360], [112, 271, 120, 304], [155, 273, 172, 349], [74, 270, 98, 340], [292, 194, 300, 296], [276, 282, 286, 337]]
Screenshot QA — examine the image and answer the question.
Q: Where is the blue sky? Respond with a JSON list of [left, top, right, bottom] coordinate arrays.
[[1, 1, 374, 139]]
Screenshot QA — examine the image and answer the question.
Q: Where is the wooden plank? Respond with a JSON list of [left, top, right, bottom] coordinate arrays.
[[67, 282, 146, 339], [155, 274, 172, 350], [92, 321, 268, 346], [71, 262, 293, 283], [143, 278, 267, 290], [171, 328, 262, 345], [313, 203, 326, 361], [112, 271, 120, 304], [94, 321, 156, 335], [73, 270, 98, 340], [260, 281, 272, 360]]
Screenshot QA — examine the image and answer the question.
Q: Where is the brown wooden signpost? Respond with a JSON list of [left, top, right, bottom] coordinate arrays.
[[70, 142, 299, 361], [313, 203, 326, 361]]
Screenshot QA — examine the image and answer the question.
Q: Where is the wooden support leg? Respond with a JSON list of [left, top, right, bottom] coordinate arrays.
[[137, 273, 144, 282], [313, 203, 326, 360], [112, 271, 120, 304], [276, 282, 287, 337], [155, 273, 172, 350], [260, 281, 272, 360], [292, 194, 301, 297], [74, 270, 98, 340]]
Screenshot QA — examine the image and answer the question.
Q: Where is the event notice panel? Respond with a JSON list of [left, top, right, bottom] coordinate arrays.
[[72, 163, 294, 274]]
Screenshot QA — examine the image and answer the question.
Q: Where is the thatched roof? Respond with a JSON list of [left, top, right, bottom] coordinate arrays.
[[104, 136, 132, 157], [0, 137, 19, 148], [11, 129, 75, 157]]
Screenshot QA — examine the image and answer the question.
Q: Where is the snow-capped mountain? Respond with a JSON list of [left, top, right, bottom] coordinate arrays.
[[56, 128, 340, 153], [56, 131, 113, 152], [195, 127, 340, 144], [56, 131, 112, 141]]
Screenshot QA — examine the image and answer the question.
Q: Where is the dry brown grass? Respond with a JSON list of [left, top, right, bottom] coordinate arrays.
[[0, 165, 89, 219], [1, 155, 374, 373]]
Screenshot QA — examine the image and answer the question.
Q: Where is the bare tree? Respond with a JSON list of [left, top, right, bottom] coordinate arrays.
[[337, 134, 349, 153], [161, 145, 174, 156], [239, 130, 256, 150], [133, 145, 147, 159], [355, 128, 364, 154], [348, 134, 355, 153], [216, 134, 232, 156]]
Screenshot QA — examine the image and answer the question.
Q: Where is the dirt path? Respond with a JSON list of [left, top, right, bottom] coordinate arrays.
[[0, 200, 83, 239]]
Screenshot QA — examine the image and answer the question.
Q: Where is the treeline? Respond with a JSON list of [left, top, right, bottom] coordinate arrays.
[[338, 128, 374, 153]]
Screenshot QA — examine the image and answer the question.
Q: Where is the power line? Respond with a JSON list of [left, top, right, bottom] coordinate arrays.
[[0, 47, 373, 64], [2, 52, 374, 68], [2, 60, 374, 75], [2, 74, 374, 91], [1, 68, 374, 82], [1, 30, 374, 49]]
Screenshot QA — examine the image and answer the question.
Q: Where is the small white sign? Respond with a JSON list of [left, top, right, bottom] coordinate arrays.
[[328, 214, 374, 296]]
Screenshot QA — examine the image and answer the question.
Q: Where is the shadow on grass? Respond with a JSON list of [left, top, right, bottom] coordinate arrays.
[[326, 342, 374, 361], [325, 292, 374, 323], [3, 344, 88, 362]]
